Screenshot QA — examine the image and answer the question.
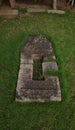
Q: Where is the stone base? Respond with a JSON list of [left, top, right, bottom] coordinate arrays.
[[47, 9, 65, 14], [0, 9, 18, 18], [27, 8, 65, 14], [16, 75, 61, 102], [42, 61, 58, 74], [27, 8, 46, 13]]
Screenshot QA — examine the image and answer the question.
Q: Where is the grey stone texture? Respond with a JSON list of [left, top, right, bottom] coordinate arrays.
[[16, 36, 61, 102], [27, 8, 46, 13], [21, 35, 55, 60], [47, 9, 65, 14], [16, 64, 33, 95], [27, 8, 65, 15], [42, 61, 58, 73], [16, 76, 61, 102]]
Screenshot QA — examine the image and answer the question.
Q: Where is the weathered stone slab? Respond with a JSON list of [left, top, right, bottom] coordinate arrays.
[[42, 61, 58, 73], [0, 9, 18, 18], [44, 56, 56, 62], [27, 8, 46, 13], [27, 8, 65, 14], [16, 64, 33, 92], [21, 58, 33, 64], [47, 9, 65, 14], [16, 76, 61, 102], [21, 35, 55, 60], [15, 36, 61, 102]]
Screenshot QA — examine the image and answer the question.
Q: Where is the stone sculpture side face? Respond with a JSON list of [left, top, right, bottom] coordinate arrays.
[[15, 36, 61, 102]]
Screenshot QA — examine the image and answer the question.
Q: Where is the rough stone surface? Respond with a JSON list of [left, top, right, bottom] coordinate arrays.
[[17, 64, 33, 89], [27, 8, 46, 13], [27, 8, 65, 14], [0, 9, 18, 18], [42, 61, 58, 73], [16, 76, 61, 102], [16, 36, 61, 102], [47, 9, 65, 14], [21, 35, 55, 60]]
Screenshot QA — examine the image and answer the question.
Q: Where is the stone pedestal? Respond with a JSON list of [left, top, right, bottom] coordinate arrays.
[[9, 0, 15, 8]]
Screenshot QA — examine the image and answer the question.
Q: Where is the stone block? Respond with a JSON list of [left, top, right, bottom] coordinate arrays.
[[16, 76, 61, 102], [16, 64, 33, 92], [47, 9, 65, 14], [27, 8, 46, 13], [0, 9, 18, 18], [15, 36, 61, 102], [42, 61, 58, 73], [21, 58, 33, 64]]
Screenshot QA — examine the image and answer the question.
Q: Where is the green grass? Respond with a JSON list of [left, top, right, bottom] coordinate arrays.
[[33, 59, 43, 80], [0, 11, 75, 130]]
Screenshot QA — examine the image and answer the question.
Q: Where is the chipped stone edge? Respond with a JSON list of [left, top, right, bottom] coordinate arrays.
[[21, 58, 33, 64], [15, 63, 33, 101], [50, 77, 61, 101], [42, 61, 58, 74], [47, 9, 65, 14], [15, 76, 61, 102], [15, 98, 45, 103], [27, 8, 46, 13], [15, 36, 61, 102]]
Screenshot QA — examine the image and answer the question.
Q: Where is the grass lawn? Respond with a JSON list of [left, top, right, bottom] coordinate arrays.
[[0, 11, 75, 130]]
